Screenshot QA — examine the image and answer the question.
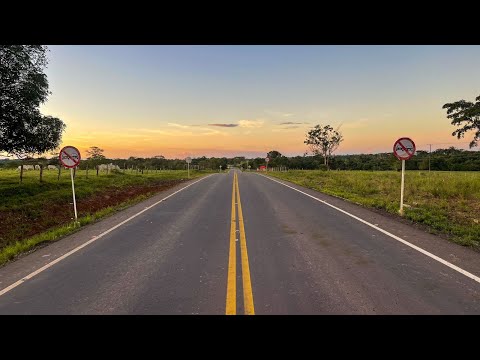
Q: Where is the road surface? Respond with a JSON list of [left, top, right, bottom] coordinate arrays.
[[1, 170, 479, 314]]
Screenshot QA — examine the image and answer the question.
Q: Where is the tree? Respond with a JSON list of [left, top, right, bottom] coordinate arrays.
[[304, 124, 343, 169], [0, 45, 66, 159], [443, 94, 480, 148], [267, 150, 282, 159], [86, 146, 106, 160]]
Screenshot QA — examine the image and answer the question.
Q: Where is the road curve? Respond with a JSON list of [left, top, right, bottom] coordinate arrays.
[[0, 170, 479, 314]]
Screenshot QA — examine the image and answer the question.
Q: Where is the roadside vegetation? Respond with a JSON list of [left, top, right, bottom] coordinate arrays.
[[266, 170, 480, 249], [0, 169, 213, 265]]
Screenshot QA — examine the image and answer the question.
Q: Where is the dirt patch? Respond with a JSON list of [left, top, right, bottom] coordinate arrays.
[[0, 179, 185, 249]]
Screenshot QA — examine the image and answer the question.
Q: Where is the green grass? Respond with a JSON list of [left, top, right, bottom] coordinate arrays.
[[266, 170, 480, 249], [0, 191, 155, 265], [0, 168, 213, 265], [0, 168, 204, 210]]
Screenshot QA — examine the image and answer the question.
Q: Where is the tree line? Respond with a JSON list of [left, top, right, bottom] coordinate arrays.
[[249, 148, 480, 171], [1, 147, 479, 172]]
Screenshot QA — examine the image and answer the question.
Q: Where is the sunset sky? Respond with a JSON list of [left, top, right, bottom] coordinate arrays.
[[39, 45, 480, 159]]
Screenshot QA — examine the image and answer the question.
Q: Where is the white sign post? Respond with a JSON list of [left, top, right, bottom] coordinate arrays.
[[59, 146, 81, 223], [186, 157, 192, 178], [265, 157, 270, 171], [393, 137, 416, 215]]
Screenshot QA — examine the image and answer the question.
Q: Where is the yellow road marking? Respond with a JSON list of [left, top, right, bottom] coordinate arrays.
[[235, 172, 255, 315], [225, 171, 237, 315]]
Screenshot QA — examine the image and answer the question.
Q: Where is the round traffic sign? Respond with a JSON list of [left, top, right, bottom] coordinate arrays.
[[393, 137, 416, 160], [185, 157, 192, 164], [265, 157, 270, 163], [59, 146, 81, 168]]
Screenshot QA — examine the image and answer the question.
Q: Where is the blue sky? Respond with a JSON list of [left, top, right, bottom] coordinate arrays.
[[39, 45, 480, 158]]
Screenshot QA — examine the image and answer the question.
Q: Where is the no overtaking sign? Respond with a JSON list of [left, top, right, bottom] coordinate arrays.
[[393, 137, 415, 216], [393, 137, 416, 161], [59, 146, 81, 222], [59, 146, 81, 168]]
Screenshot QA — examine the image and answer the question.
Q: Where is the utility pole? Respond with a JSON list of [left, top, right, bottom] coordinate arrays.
[[428, 144, 432, 172]]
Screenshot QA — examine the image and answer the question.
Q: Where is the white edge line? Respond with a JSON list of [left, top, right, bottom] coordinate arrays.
[[0, 174, 215, 297], [257, 173, 480, 285]]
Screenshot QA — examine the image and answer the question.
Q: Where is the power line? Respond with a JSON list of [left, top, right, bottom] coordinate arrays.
[[416, 142, 473, 146]]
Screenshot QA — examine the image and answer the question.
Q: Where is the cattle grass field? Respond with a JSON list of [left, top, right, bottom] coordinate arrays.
[[0, 168, 213, 265], [267, 170, 480, 249]]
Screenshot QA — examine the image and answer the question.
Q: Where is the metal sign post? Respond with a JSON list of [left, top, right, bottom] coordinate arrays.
[[393, 137, 416, 216], [186, 157, 192, 178], [59, 146, 81, 223], [265, 157, 270, 171], [70, 168, 78, 221]]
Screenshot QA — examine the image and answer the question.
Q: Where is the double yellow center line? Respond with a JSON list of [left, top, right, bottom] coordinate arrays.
[[226, 172, 255, 315]]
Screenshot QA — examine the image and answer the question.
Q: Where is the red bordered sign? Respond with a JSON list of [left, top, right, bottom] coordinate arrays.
[[393, 137, 416, 161], [265, 157, 270, 163], [59, 146, 81, 168]]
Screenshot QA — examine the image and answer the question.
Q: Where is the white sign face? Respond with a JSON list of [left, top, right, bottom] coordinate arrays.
[[59, 146, 81, 168], [393, 137, 416, 161], [265, 157, 270, 163], [185, 157, 192, 164]]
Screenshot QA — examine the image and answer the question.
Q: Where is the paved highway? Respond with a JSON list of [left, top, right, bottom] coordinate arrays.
[[1, 170, 479, 314]]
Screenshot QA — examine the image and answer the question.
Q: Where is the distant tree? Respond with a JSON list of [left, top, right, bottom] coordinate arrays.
[[443, 94, 480, 148], [304, 124, 343, 169], [267, 150, 282, 159], [86, 146, 106, 160], [0, 45, 66, 159]]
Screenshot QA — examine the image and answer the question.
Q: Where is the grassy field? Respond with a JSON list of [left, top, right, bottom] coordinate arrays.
[[266, 170, 480, 249], [0, 168, 214, 264]]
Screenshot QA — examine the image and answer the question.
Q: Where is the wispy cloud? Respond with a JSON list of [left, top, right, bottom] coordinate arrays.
[[279, 122, 308, 125], [238, 119, 264, 128], [272, 126, 301, 132], [127, 127, 223, 137], [264, 110, 294, 117], [168, 123, 191, 129], [208, 123, 239, 127]]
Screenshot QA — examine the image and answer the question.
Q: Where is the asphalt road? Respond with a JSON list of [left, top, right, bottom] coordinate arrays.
[[1, 170, 479, 314]]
